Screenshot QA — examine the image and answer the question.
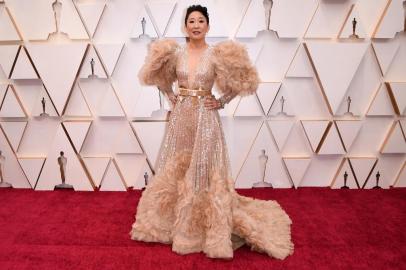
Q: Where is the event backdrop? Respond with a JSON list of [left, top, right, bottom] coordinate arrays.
[[0, 0, 405, 191]]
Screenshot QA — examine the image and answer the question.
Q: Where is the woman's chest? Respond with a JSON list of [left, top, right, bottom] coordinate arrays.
[[176, 46, 215, 88]]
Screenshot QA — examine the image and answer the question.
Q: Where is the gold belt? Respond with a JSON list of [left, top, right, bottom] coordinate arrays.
[[178, 87, 211, 97]]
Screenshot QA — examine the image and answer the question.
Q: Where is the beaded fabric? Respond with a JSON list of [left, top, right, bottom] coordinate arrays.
[[131, 39, 294, 259]]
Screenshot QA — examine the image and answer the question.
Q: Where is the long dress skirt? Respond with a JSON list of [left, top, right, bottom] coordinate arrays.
[[130, 95, 294, 259]]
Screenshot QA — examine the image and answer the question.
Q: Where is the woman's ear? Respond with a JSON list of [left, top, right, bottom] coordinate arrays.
[[182, 25, 188, 37]]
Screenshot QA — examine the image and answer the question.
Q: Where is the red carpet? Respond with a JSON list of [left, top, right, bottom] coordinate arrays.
[[0, 188, 405, 270]]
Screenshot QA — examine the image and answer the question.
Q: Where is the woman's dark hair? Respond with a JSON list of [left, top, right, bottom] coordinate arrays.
[[184, 5, 209, 25]]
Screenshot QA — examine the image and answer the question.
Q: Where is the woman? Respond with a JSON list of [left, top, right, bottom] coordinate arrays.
[[130, 5, 293, 259]]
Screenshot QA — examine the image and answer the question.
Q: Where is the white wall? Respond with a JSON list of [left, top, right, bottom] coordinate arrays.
[[0, 0, 405, 190]]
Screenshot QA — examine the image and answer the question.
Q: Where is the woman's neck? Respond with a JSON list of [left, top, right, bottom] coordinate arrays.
[[187, 39, 208, 50]]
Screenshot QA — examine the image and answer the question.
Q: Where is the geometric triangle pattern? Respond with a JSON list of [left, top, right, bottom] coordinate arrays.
[[268, 84, 296, 117], [366, 83, 396, 116], [243, 39, 263, 64], [0, 84, 7, 101], [256, 32, 300, 82], [12, 81, 43, 116], [16, 117, 60, 158], [0, 85, 27, 117], [386, 82, 406, 115], [130, 6, 158, 38], [223, 118, 263, 179], [373, 0, 404, 38], [94, 43, 124, 77], [349, 157, 378, 189], [318, 123, 346, 155], [300, 120, 330, 153], [234, 94, 263, 117], [59, 0, 89, 39], [283, 157, 311, 188], [76, 2, 106, 38], [4, 1, 54, 41], [35, 125, 93, 191], [269, 0, 318, 38], [268, 120, 295, 151], [305, 41, 369, 114], [305, 1, 353, 38], [78, 79, 108, 115], [286, 44, 313, 78], [0, 4, 20, 41], [99, 159, 127, 191], [351, 0, 389, 37], [380, 121, 406, 154], [235, 123, 292, 188], [331, 158, 359, 189], [97, 84, 125, 117], [384, 34, 406, 82], [146, 1, 176, 36], [62, 121, 92, 153], [131, 121, 166, 169], [26, 43, 87, 115], [0, 121, 27, 152], [394, 162, 406, 187], [0, 128, 30, 188], [115, 153, 152, 189], [372, 39, 400, 76], [64, 84, 92, 117], [113, 123, 143, 154], [334, 46, 382, 117], [363, 156, 404, 189], [18, 157, 45, 188], [82, 157, 110, 187], [130, 85, 162, 118], [338, 4, 367, 39], [0, 2, 405, 190], [79, 45, 107, 79], [0, 45, 19, 78], [79, 119, 142, 157], [10, 47, 37, 79], [235, 0, 266, 38], [256, 82, 281, 115], [31, 87, 59, 117], [334, 120, 362, 152]]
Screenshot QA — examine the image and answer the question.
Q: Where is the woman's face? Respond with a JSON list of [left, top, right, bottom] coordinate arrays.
[[185, 11, 209, 41]]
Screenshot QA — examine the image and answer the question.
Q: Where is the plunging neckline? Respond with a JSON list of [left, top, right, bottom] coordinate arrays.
[[185, 44, 210, 89]]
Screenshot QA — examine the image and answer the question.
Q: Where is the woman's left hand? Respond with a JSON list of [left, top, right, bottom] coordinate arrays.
[[204, 96, 222, 110]]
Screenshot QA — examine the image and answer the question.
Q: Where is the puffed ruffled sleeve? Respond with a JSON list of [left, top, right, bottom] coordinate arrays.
[[212, 40, 259, 96], [138, 39, 179, 91]]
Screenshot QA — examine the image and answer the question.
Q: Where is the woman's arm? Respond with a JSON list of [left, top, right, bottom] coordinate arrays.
[[219, 92, 238, 108], [138, 39, 179, 95], [212, 40, 259, 97], [204, 92, 237, 110], [158, 85, 177, 107]]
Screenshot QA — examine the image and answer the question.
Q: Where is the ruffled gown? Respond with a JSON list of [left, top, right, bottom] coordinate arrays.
[[130, 39, 294, 259]]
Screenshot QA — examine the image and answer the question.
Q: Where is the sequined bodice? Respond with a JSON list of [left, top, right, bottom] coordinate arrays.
[[176, 45, 215, 91]]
